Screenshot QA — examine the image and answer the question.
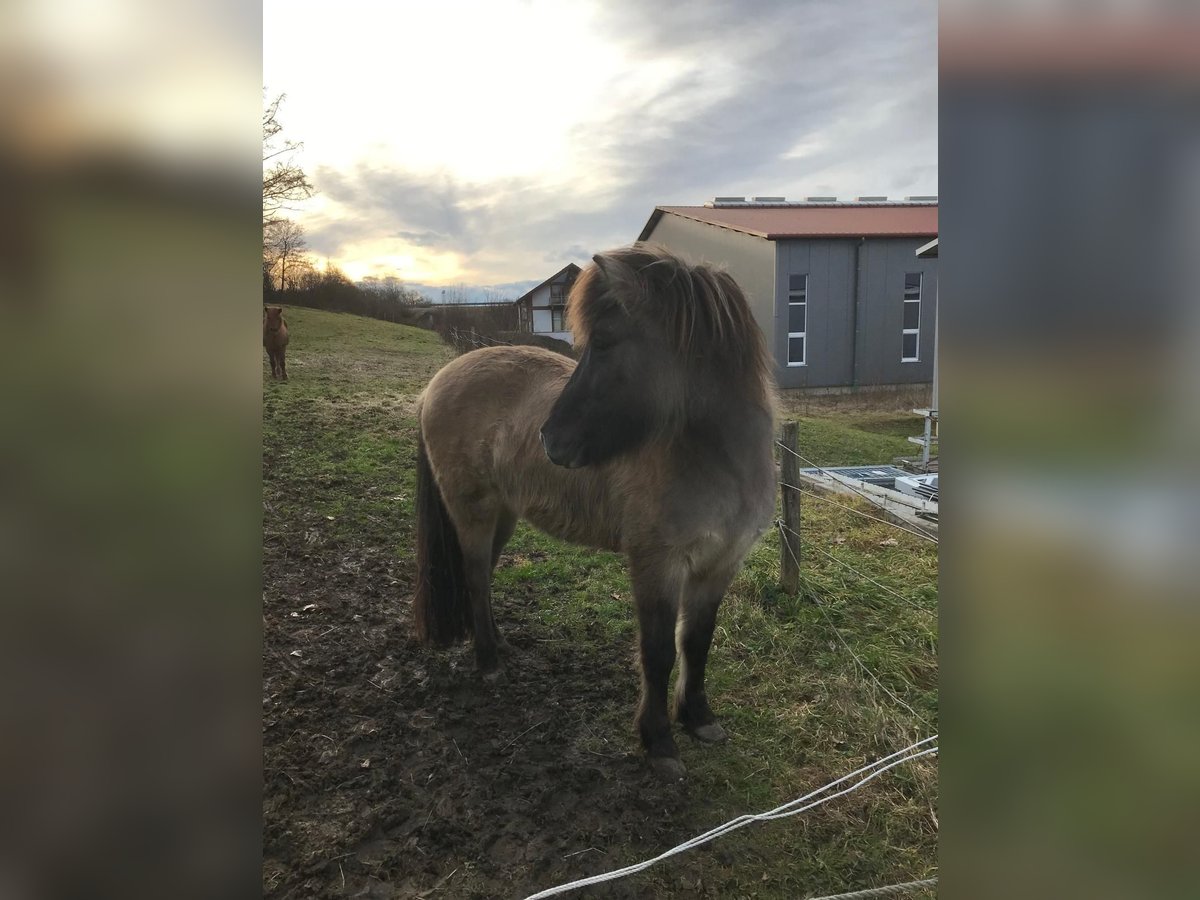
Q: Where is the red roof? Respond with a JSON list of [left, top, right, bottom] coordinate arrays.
[[639, 204, 938, 241]]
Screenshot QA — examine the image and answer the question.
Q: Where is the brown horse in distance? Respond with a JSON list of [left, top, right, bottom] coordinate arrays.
[[413, 245, 778, 779], [264, 306, 289, 380]]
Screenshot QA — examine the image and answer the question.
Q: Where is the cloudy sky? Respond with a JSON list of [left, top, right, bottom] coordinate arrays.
[[263, 0, 936, 290]]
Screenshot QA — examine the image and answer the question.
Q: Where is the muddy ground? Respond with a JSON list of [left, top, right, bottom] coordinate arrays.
[[262, 497, 739, 899]]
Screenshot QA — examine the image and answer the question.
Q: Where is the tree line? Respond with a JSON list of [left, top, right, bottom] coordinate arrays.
[[262, 92, 542, 346]]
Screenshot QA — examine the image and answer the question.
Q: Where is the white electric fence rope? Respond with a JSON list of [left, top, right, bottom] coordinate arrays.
[[779, 480, 938, 545], [775, 521, 930, 726], [804, 877, 938, 900], [521, 737, 938, 900]]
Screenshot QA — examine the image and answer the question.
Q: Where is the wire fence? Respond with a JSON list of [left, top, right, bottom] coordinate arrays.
[[780, 480, 938, 545], [521, 737, 938, 900], [786, 524, 934, 609], [775, 520, 931, 727], [773, 422, 937, 716], [776, 440, 938, 538], [773, 426, 937, 688], [448, 326, 514, 350]]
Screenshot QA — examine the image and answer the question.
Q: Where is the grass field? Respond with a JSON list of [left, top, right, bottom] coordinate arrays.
[[263, 306, 938, 899]]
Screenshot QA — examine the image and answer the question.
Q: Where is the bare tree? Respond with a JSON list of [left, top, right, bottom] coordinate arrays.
[[362, 275, 424, 306], [441, 283, 471, 304], [288, 255, 318, 291], [263, 92, 314, 229], [264, 219, 308, 291]]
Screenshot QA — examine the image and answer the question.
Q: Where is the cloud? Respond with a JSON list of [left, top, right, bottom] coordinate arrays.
[[283, 0, 935, 285], [300, 163, 637, 283], [311, 163, 471, 248], [574, 0, 937, 201], [546, 244, 592, 265]]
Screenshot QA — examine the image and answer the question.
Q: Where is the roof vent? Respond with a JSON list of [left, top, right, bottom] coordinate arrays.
[[856, 195, 888, 202], [713, 196, 746, 205], [751, 196, 786, 203], [905, 195, 938, 202], [805, 196, 837, 202]]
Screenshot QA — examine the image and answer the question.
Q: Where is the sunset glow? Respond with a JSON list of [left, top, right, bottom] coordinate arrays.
[[264, 0, 937, 292]]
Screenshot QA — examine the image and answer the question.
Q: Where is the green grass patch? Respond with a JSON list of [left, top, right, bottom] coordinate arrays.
[[264, 308, 938, 897], [790, 415, 916, 467]]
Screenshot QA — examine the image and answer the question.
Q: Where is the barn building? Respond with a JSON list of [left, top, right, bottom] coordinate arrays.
[[637, 198, 938, 390]]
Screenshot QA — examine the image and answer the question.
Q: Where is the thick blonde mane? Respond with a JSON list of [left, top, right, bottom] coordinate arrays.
[[566, 243, 774, 396]]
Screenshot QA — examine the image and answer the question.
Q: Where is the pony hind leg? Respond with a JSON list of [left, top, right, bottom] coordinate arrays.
[[453, 509, 509, 678], [674, 567, 737, 743], [488, 510, 518, 655], [463, 544, 502, 677]]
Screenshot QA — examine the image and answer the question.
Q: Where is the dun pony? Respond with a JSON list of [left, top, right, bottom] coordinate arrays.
[[414, 245, 777, 778], [264, 306, 289, 380]]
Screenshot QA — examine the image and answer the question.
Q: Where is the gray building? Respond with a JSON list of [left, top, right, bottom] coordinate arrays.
[[637, 199, 938, 390]]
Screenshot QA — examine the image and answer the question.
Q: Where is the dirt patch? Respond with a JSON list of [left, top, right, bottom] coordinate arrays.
[[311, 391, 423, 418], [264, 513, 714, 899]]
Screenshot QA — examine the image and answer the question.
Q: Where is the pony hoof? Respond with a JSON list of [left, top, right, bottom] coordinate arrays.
[[689, 723, 728, 744], [649, 756, 687, 782]]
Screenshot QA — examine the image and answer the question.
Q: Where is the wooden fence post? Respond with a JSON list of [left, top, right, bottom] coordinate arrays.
[[780, 421, 801, 594]]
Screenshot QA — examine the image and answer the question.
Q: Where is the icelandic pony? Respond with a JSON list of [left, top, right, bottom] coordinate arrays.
[[263, 306, 289, 380], [413, 245, 777, 778]]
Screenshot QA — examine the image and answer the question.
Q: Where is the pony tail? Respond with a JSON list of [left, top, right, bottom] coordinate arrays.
[[413, 429, 472, 645]]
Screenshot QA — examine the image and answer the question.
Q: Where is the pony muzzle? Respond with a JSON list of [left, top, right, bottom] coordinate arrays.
[[540, 425, 583, 469]]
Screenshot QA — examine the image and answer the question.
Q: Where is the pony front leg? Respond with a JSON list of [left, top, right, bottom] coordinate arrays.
[[674, 570, 736, 743], [631, 560, 685, 779]]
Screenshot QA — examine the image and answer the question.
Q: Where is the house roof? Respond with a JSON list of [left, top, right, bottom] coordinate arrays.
[[638, 203, 938, 242], [514, 263, 581, 305]]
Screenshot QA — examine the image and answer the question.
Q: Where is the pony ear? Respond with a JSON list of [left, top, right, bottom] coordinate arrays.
[[592, 253, 638, 301]]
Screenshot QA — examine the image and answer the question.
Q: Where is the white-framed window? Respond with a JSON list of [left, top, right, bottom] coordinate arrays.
[[549, 282, 568, 332], [902, 272, 921, 362], [787, 273, 807, 366]]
